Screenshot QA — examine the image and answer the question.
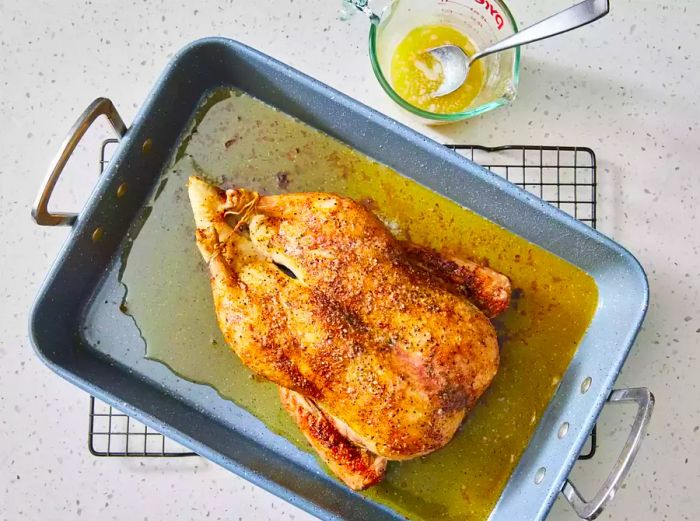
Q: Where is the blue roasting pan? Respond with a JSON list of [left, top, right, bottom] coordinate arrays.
[[30, 38, 650, 521]]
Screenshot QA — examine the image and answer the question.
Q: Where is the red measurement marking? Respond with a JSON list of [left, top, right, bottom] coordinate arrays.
[[473, 0, 505, 29], [440, 0, 505, 30]]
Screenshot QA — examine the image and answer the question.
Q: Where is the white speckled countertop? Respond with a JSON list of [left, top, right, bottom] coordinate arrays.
[[1, 0, 698, 519]]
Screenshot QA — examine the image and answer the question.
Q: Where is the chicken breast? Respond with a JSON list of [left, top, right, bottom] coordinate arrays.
[[188, 176, 510, 489]]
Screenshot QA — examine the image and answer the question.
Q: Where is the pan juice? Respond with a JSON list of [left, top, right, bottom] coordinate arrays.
[[120, 88, 598, 521]]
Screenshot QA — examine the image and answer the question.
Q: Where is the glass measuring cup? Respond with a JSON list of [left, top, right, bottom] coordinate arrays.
[[350, 0, 520, 123]]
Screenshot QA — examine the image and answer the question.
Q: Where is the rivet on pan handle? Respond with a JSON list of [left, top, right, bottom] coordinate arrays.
[[562, 387, 655, 520], [32, 98, 127, 226]]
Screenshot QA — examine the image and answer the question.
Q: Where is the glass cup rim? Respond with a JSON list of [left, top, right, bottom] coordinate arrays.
[[368, 0, 521, 121]]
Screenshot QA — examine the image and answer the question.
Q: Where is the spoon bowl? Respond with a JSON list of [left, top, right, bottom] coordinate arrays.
[[426, 45, 470, 98]]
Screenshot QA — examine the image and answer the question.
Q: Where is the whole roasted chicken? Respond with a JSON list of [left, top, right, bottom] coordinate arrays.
[[188, 176, 511, 490]]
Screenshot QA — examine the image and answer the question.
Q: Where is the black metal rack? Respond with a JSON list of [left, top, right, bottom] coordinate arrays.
[[88, 140, 597, 459], [449, 145, 596, 228], [88, 396, 196, 457]]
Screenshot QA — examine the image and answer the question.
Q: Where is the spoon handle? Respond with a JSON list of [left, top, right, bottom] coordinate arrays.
[[472, 0, 609, 62]]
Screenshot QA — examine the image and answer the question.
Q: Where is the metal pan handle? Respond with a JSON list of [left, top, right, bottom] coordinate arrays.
[[32, 98, 127, 226], [562, 387, 654, 520]]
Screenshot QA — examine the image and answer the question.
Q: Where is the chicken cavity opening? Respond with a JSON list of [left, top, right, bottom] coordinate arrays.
[[273, 262, 298, 279]]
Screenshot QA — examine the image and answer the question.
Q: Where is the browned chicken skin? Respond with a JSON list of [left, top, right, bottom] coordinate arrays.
[[188, 176, 511, 490], [279, 387, 387, 490]]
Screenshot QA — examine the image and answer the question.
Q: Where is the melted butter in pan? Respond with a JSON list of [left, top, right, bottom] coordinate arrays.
[[120, 88, 598, 521]]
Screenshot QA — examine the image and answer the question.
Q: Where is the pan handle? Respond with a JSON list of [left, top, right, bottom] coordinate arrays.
[[562, 387, 654, 520], [32, 98, 127, 226]]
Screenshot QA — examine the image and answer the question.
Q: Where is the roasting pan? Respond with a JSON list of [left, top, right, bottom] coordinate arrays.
[[30, 38, 653, 521]]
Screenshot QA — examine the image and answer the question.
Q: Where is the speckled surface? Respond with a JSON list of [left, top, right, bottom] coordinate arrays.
[[1, 1, 698, 520]]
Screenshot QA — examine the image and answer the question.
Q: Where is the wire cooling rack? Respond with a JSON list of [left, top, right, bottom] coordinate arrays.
[[88, 140, 597, 458], [449, 145, 596, 228]]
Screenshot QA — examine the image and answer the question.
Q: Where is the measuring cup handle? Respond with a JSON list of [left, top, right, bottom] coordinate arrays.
[[474, 0, 609, 62], [345, 0, 380, 23]]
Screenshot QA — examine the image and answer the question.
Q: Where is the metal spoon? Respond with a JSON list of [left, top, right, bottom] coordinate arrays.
[[428, 0, 610, 98]]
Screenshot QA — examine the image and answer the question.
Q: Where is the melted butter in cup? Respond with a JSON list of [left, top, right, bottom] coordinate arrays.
[[390, 25, 485, 115]]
